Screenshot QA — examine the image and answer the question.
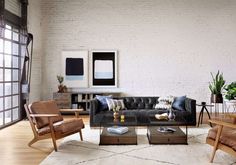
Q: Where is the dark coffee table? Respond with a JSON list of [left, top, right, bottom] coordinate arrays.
[[99, 115, 137, 145], [147, 115, 188, 144]]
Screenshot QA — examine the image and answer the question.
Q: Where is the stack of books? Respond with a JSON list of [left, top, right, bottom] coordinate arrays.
[[107, 126, 129, 135]]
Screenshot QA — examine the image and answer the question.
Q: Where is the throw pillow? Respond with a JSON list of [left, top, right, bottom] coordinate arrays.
[[172, 95, 186, 111], [106, 98, 126, 111], [95, 95, 112, 111]]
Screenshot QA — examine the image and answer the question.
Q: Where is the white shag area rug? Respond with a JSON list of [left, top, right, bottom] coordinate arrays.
[[40, 125, 236, 165]]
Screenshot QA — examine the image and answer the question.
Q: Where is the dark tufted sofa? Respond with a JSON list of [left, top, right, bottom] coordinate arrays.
[[90, 97, 196, 127]]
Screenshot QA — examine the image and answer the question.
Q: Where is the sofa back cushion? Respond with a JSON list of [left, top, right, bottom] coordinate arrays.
[[122, 97, 159, 109], [30, 100, 63, 129]]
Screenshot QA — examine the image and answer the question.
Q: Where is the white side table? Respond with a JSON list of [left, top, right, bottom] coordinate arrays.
[[225, 100, 236, 113]]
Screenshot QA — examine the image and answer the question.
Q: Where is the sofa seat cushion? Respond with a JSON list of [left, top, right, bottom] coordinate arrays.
[[207, 126, 236, 151], [38, 118, 84, 136]]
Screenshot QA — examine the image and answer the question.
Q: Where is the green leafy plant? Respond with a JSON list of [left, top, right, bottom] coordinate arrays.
[[209, 70, 225, 95], [224, 82, 236, 100], [57, 75, 64, 85]]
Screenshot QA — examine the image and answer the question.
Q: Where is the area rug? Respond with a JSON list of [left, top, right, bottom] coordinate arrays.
[[40, 125, 236, 165]]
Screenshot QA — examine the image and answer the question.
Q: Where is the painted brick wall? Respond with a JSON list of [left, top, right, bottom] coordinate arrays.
[[28, 0, 42, 102], [38, 0, 236, 103]]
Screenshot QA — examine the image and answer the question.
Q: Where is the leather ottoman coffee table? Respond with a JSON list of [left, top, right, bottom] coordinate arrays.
[[147, 116, 188, 144], [99, 115, 137, 145]]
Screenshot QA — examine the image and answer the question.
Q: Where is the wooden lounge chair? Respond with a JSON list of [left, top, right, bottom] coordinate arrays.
[[24, 100, 84, 151], [206, 114, 236, 162]]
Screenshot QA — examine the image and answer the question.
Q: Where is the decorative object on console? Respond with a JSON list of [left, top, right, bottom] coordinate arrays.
[[209, 70, 225, 103], [61, 50, 88, 88], [56, 75, 67, 93], [91, 50, 117, 87], [106, 98, 126, 111]]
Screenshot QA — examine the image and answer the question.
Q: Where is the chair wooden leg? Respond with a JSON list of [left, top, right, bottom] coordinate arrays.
[[28, 138, 37, 146], [79, 130, 83, 141], [51, 136, 57, 152], [210, 125, 223, 163]]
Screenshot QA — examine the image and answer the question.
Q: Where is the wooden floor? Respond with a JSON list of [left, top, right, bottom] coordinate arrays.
[[0, 115, 89, 165], [0, 113, 221, 165]]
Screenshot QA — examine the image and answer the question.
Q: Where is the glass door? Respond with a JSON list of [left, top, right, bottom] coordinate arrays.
[[0, 23, 24, 128]]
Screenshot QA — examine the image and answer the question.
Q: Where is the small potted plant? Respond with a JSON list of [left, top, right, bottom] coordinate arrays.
[[224, 82, 236, 102], [209, 70, 225, 103], [57, 75, 67, 93]]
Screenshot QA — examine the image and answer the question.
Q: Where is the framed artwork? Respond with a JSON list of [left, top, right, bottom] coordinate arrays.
[[61, 50, 88, 88], [91, 50, 117, 87]]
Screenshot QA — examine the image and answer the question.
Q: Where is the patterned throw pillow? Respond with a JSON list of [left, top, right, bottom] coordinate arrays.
[[106, 98, 126, 111], [95, 95, 112, 111]]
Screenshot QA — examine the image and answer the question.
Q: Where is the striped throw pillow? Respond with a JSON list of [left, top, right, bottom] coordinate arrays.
[[106, 98, 126, 111]]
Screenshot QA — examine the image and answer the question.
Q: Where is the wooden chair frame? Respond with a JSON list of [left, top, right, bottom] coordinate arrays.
[[206, 114, 236, 163], [24, 104, 83, 151]]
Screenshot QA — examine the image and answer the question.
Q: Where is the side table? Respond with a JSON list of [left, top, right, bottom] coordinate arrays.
[[197, 102, 213, 127]]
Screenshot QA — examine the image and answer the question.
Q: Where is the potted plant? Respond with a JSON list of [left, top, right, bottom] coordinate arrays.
[[209, 70, 225, 103], [57, 75, 67, 93], [224, 82, 236, 101]]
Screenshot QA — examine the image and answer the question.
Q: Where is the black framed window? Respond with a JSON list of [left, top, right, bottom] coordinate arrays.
[[0, 22, 26, 128]]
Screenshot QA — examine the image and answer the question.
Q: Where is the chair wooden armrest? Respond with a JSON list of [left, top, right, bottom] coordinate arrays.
[[208, 119, 236, 129], [29, 114, 60, 117]]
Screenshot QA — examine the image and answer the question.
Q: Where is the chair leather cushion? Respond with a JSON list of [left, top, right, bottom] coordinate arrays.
[[207, 126, 236, 151], [31, 100, 63, 129], [38, 118, 84, 136]]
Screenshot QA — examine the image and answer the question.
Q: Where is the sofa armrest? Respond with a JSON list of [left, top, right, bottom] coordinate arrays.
[[90, 99, 99, 126], [185, 98, 196, 125]]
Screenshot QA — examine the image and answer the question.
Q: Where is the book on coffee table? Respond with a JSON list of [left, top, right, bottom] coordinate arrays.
[[107, 126, 129, 135]]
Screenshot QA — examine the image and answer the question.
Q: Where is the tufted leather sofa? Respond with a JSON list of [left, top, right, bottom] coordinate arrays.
[[90, 97, 196, 127]]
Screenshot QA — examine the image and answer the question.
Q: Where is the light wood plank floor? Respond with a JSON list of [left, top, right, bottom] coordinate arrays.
[[0, 115, 89, 165], [0, 113, 222, 165]]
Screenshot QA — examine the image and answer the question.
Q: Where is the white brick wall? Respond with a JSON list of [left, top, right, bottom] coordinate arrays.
[[28, 0, 42, 102], [30, 0, 236, 105]]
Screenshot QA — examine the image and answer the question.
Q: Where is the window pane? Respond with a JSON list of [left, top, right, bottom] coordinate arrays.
[[5, 83, 11, 95], [5, 24, 12, 29], [5, 69, 11, 81], [5, 55, 11, 67], [13, 43, 19, 55], [5, 96, 11, 109], [5, 29, 12, 39], [0, 39, 3, 52], [0, 112, 3, 126], [0, 98, 3, 111], [4, 41, 12, 54], [5, 110, 11, 124], [13, 108, 18, 121], [13, 83, 18, 94], [0, 83, 3, 96], [13, 32, 19, 41], [13, 56, 18, 68], [0, 69, 3, 81], [13, 70, 18, 81], [13, 95, 18, 107], [0, 54, 3, 67]]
